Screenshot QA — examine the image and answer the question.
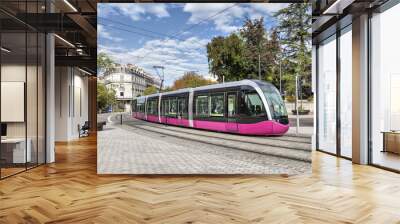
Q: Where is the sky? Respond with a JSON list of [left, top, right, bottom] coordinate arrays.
[[97, 3, 288, 86]]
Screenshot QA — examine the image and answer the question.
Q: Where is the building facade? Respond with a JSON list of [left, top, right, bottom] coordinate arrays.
[[312, 0, 400, 172], [102, 64, 160, 112]]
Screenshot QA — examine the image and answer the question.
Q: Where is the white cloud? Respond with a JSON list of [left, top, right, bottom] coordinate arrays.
[[183, 3, 287, 33], [98, 3, 169, 21], [97, 24, 123, 42], [98, 37, 211, 86]]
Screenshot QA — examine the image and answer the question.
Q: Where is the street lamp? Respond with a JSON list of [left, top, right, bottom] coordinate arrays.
[[153, 65, 165, 92]]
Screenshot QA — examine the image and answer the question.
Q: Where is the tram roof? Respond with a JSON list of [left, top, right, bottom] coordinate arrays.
[[134, 79, 270, 100]]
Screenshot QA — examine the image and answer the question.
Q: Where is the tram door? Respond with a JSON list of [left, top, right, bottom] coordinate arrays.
[[226, 92, 238, 132], [177, 97, 184, 126]]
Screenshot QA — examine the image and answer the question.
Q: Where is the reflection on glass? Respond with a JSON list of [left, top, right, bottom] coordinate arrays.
[[244, 92, 265, 117], [210, 94, 224, 117], [196, 95, 209, 117], [371, 4, 400, 171], [318, 35, 337, 154], [1, 31, 27, 177], [340, 27, 352, 158]]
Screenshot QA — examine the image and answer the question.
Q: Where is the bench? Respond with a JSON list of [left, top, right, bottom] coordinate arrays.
[[97, 121, 106, 131]]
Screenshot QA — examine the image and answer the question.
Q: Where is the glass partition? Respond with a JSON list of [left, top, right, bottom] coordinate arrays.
[[317, 35, 337, 154], [339, 26, 352, 158], [1, 30, 28, 177], [0, 1, 46, 179], [370, 4, 400, 171]]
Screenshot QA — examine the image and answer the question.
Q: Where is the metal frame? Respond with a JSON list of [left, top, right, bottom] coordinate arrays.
[[315, 22, 353, 161], [315, 0, 400, 170], [0, 0, 48, 180], [367, 1, 400, 171]]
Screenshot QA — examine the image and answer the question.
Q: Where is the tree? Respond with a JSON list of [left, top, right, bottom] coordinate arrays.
[[172, 71, 216, 90], [207, 33, 247, 82], [162, 86, 174, 92], [207, 17, 282, 84], [274, 3, 312, 103], [97, 83, 116, 113], [240, 17, 268, 80], [143, 86, 158, 95], [97, 52, 114, 74]]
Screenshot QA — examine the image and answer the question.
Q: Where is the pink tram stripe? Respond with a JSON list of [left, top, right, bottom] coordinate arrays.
[[134, 113, 289, 136]]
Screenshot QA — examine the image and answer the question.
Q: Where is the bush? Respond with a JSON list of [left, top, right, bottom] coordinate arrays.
[[286, 95, 296, 103]]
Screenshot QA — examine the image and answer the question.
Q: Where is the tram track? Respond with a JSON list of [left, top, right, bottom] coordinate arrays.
[[123, 119, 311, 163], [131, 121, 311, 152]]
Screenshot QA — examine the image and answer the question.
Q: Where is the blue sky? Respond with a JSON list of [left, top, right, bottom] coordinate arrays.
[[98, 3, 287, 86]]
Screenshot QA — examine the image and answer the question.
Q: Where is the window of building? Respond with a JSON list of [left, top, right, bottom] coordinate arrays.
[[120, 92, 124, 97]]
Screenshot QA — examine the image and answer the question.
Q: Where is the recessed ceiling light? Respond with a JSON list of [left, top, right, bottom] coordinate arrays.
[[63, 0, 78, 12], [54, 34, 75, 48], [78, 68, 92, 76], [1, 47, 11, 53]]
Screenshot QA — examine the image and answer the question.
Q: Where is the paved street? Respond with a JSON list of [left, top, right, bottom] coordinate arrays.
[[98, 115, 311, 175]]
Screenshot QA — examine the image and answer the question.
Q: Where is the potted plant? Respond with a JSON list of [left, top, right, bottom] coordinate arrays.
[[292, 105, 310, 115]]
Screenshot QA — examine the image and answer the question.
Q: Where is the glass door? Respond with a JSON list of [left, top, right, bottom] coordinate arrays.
[[226, 92, 238, 132]]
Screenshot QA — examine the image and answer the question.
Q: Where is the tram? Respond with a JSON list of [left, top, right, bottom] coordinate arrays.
[[132, 80, 289, 136]]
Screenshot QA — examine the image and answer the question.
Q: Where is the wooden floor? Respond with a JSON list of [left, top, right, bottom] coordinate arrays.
[[1, 135, 400, 223]]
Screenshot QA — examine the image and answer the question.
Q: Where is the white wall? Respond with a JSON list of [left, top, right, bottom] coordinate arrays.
[[55, 67, 89, 141]]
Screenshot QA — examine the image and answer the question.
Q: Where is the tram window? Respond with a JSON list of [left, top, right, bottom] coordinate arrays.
[[132, 100, 137, 112], [178, 97, 187, 117], [196, 95, 209, 117], [227, 94, 236, 117], [168, 98, 177, 116], [146, 100, 151, 114], [243, 92, 265, 116], [147, 99, 158, 115], [162, 99, 168, 116], [210, 94, 224, 117]]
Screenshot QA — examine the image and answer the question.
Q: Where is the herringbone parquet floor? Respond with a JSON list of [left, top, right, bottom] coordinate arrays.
[[1, 134, 400, 223]]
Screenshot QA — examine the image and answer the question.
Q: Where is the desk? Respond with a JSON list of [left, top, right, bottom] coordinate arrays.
[[382, 131, 400, 154], [1, 138, 31, 163]]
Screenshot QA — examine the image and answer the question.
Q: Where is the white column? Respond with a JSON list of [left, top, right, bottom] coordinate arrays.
[[46, 33, 55, 163], [312, 45, 317, 150], [352, 14, 369, 164]]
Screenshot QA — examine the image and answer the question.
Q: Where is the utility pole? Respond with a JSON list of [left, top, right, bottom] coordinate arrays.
[[258, 53, 261, 80], [279, 59, 282, 95], [295, 74, 299, 135], [153, 65, 165, 92]]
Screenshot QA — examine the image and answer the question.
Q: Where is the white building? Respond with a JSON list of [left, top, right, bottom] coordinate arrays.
[[103, 64, 160, 112]]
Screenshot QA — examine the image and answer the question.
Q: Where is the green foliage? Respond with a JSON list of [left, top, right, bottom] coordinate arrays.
[[162, 86, 174, 92], [143, 86, 158, 95], [97, 83, 116, 113], [206, 17, 284, 87], [172, 72, 216, 90], [206, 4, 312, 100], [97, 52, 115, 71], [274, 3, 312, 99]]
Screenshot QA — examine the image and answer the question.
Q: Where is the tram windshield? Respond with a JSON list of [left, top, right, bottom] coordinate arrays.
[[254, 81, 288, 120]]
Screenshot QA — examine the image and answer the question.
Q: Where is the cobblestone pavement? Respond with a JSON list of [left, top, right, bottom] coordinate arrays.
[[98, 120, 311, 175]]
